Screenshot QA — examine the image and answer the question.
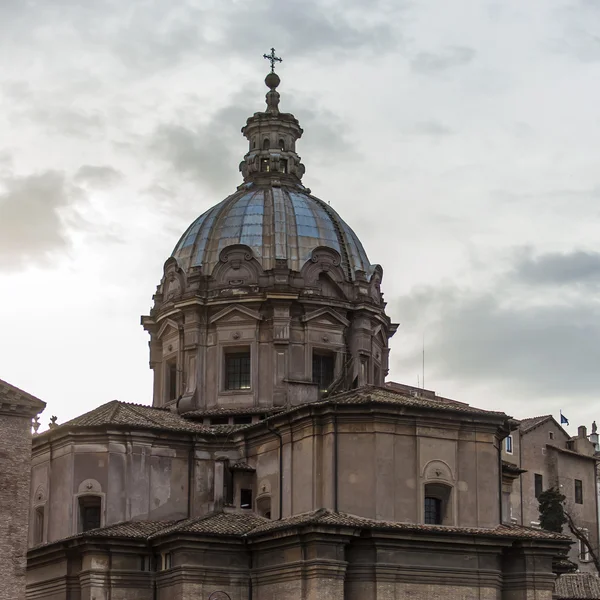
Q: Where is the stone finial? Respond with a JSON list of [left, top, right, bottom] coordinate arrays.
[[32, 415, 40, 434], [265, 72, 281, 115], [593, 420, 597, 434], [49, 415, 58, 429]]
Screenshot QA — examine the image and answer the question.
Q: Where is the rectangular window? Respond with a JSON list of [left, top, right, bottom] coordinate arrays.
[[424, 496, 442, 525], [313, 352, 335, 392], [240, 488, 253, 509], [79, 496, 101, 532], [210, 416, 229, 425], [233, 415, 253, 425], [224, 467, 234, 505], [162, 553, 172, 570], [575, 479, 583, 504], [549, 431, 554, 440], [580, 536, 591, 561], [225, 351, 251, 390], [534, 473, 543, 499], [167, 362, 177, 401], [280, 159, 288, 173], [33, 506, 44, 545], [260, 158, 270, 172], [505, 435, 513, 454]]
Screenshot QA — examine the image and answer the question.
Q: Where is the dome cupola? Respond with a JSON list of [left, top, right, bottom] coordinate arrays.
[[142, 52, 397, 415]]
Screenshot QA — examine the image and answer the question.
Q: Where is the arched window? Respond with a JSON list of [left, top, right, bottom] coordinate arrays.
[[424, 483, 452, 525], [278, 138, 285, 150], [263, 138, 270, 150]]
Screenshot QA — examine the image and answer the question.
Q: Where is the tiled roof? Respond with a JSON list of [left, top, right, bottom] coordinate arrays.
[[150, 511, 268, 539], [246, 509, 570, 540], [0, 377, 46, 414], [502, 460, 526, 474], [321, 386, 507, 417], [34, 401, 251, 438], [555, 573, 600, 599], [520, 415, 552, 433], [230, 461, 256, 472], [37, 510, 570, 549]]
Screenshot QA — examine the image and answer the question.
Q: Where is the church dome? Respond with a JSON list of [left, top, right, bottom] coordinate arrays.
[[171, 184, 374, 282]]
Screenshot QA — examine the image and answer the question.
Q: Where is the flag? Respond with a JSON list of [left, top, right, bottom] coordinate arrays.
[[560, 412, 569, 426]]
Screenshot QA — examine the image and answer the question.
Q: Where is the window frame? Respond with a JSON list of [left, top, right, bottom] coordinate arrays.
[[312, 350, 335, 393], [424, 496, 442, 525], [240, 488, 253, 509], [534, 473, 543, 499], [223, 349, 251, 392], [78, 495, 102, 533], [575, 479, 583, 504], [505, 435, 513, 454]]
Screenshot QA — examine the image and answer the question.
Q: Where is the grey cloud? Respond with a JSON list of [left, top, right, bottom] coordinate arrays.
[[513, 249, 600, 286], [411, 121, 454, 137], [411, 46, 476, 73], [0, 171, 87, 270], [29, 107, 105, 138], [74, 165, 123, 189], [395, 283, 600, 401]]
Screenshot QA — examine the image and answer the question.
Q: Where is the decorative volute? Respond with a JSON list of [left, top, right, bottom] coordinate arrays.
[[239, 50, 306, 185]]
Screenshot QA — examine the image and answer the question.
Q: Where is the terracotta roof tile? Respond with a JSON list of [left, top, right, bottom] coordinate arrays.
[[324, 386, 506, 417], [37, 510, 570, 549], [34, 401, 250, 438], [519, 415, 553, 433], [245, 509, 570, 540], [555, 573, 600, 599], [150, 512, 268, 538]]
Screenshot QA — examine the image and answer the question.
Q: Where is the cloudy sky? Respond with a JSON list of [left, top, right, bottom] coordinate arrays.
[[1, 0, 600, 431]]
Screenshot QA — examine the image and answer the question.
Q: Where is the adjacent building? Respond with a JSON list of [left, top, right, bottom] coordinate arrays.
[[501, 416, 599, 572], [0, 378, 45, 600]]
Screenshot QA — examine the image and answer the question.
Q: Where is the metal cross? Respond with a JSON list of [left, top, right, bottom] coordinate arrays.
[[263, 48, 282, 73]]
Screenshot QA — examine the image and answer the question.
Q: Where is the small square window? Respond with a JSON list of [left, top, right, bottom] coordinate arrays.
[[225, 351, 251, 391], [240, 488, 253, 509], [575, 479, 583, 504]]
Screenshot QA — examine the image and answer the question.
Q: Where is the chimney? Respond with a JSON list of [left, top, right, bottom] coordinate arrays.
[[578, 425, 587, 439]]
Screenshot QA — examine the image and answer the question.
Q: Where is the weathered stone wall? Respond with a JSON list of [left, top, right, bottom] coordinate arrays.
[[0, 413, 34, 600]]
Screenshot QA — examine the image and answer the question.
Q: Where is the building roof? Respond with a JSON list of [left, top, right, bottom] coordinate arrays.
[[39, 509, 569, 548], [319, 386, 507, 418], [34, 400, 251, 439], [555, 573, 600, 599], [520, 415, 553, 432], [182, 406, 285, 418], [245, 508, 570, 540], [171, 185, 376, 281], [0, 377, 46, 416], [150, 511, 268, 539]]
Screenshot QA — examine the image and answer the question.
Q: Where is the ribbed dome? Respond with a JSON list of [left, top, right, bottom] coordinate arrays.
[[172, 184, 374, 281]]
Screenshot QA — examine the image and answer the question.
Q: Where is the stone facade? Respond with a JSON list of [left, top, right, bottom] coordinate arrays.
[[24, 67, 580, 599], [0, 379, 45, 600]]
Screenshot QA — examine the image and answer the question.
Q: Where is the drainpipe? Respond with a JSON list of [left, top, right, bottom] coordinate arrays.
[[497, 433, 503, 524], [248, 546, 253, 600], [187, 435, 195, 518], [333, 402, 339, 513], [519, 431, 524, 526], [266, 423, 283, 520]]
